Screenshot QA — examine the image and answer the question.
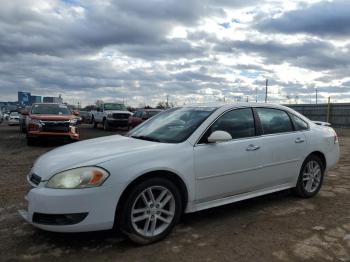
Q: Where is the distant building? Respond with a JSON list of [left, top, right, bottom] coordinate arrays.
[[18, 91, 31, 106], [43, 96, 63, 103], [30, 95, 42, 104]]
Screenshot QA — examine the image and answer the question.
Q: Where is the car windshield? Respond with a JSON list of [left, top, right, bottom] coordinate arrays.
[[128, 107, 217, 143], [104, 103, 126, 111], [10, 111, 19, 116], [31, 104, 71, 115]]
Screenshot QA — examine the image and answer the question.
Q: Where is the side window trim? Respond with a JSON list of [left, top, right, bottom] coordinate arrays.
[[195, 107, 257, 145]]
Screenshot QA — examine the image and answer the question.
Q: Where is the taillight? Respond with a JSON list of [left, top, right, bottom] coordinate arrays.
[[332, 129, 338, 144]]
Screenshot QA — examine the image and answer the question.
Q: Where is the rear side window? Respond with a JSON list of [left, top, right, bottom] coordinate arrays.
[[256, 108, 293, 134], [205, 108, 255, 141], [290, 114, 309, 131]]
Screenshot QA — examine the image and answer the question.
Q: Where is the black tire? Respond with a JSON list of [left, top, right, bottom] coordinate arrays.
[[26, 137, 36, 146], [118, 177, 183, 245], [92, 117, 97, 128], [293, 154, 325, 198], [103, 119, 110, 131]]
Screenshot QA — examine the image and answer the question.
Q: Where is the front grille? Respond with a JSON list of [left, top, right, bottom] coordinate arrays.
[[112, 113, 130, 119], [41, 121, 70, 133], [30, 173, 41, 185], [33, 212, 88, 225]]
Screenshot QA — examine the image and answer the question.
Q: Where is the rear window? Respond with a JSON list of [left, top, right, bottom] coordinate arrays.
[[256, 108, 293, 134]]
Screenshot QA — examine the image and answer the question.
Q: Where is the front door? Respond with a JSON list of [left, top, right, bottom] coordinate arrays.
[[194, 108, 265, 202]]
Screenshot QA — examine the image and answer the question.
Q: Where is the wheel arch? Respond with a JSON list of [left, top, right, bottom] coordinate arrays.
[[308, 151, 327, 169], [114, 170, 189, 227]]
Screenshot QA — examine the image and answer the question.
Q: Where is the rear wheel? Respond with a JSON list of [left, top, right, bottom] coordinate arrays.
[[118, 177, 182, 245], [293, 155, 325, 198]]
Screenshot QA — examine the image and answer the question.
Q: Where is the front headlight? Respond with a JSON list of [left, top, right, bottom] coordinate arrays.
[[46, 167, 109, 189], [69, 118, 78, 125]]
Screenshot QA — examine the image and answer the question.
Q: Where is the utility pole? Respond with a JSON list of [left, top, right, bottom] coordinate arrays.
[[327, 96, 331, 123], [246, 96, 249, 102], [265, 79, 268, 103], [255, 87, 258, 102], [166, 94, 169, 108], [315, 88, 318, 104]]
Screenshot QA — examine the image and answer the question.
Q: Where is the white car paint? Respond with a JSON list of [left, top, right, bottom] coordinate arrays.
[[8, 112, 20, 125], [91, 103, 132, 127], [20, 103, 340, 233]]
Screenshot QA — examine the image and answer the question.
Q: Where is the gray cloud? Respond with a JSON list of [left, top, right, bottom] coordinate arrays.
[[215, 38, 350, 71], [256, 0, 350, 38], [1, 0, 350, 105]]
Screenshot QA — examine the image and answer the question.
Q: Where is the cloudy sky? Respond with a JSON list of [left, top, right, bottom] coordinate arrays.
[[1, 0, 350, 107]]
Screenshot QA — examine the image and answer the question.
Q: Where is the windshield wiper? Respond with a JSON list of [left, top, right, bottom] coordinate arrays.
[[131, 135, 161, 142]]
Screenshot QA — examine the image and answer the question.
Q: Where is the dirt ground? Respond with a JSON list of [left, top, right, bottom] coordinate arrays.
[[0, 123, 349, 262]]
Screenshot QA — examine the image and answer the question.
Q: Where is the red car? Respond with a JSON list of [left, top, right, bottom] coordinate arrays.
[[128, 109, 163, 129], [24, 103, 80, 145]]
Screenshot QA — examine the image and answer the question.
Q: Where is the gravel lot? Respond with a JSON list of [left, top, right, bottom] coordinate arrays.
[[0, 123, 349, 262]]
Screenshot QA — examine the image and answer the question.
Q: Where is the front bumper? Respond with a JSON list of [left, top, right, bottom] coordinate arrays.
[[8, 119, 20, 125], [19, 183, 123, 232], [27, 128, 79, 140], [107, 119, 129, 127]]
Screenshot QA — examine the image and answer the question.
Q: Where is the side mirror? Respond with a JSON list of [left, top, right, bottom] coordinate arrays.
[[21, 110, 29, 116], [73, 111, 80, 116], [97, 108, 101, 112], [207, 131, 232, 143]]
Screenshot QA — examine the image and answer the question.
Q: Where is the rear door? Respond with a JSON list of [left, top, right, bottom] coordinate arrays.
[[253, 107, 309, 187]]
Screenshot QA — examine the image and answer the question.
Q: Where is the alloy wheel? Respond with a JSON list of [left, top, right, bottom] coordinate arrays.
[[302, 160, 322, 193], [131, 186, 175, 237]]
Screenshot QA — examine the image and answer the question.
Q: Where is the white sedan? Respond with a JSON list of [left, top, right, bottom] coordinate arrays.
[[20, 103, 340, 244], [8, 111, 20, 125]]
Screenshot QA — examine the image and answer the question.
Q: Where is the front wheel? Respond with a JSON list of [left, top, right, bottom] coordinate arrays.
[[92, 118, 97, 128], [293, 155, 325, 198], [119, 177, 182, 245], [103, 119, 110, 131]]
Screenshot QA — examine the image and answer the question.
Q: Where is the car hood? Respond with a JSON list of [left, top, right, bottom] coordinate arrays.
[[30, 115, 75, 121], [32, 135, 164, 180]]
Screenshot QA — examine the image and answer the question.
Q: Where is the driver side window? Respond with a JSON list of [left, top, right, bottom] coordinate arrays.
[[200, 108, 256, 143]]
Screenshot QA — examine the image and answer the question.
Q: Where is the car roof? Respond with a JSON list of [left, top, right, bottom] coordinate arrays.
[[182, 102, 290, 110]]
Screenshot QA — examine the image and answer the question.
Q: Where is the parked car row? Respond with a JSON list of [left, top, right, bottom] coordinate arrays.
[[90, 103, 163, 131]]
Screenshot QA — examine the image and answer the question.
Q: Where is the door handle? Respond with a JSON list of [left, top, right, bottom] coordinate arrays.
[[246, 144, 260, 151], [295, 137, 305, 143]]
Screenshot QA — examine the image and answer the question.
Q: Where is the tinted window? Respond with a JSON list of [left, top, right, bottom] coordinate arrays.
[[257, 108, 293, 134], [290, 114, 308, 131], [203, 108, 255, 142]]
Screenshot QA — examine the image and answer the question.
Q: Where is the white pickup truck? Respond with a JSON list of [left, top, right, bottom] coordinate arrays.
[[91, 103, 132, 130]]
